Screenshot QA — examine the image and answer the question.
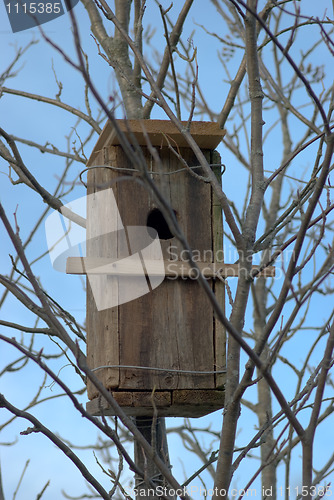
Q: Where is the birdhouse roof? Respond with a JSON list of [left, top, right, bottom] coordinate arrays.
[[87, 119, 225, 166]]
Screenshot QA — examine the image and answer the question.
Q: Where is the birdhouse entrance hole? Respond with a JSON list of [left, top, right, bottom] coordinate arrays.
[[147, 208, 175, 240]]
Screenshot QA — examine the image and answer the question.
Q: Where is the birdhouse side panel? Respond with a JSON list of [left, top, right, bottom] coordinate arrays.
[[85, 144, 226, 399]]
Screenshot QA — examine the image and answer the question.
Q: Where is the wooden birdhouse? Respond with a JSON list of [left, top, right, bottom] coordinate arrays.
[[67, 119, 227, 417]]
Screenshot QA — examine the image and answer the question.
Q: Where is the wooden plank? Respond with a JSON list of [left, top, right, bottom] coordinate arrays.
[[113, 146, 215, 390], [86, 390, 225, 417], [211, 152, 226, 388], [114, 148, 155, 390], [161, 147, 214, 390], [87, 119, 226, 166], [173, 389, 224, 406], [67, 257, 276, 278]]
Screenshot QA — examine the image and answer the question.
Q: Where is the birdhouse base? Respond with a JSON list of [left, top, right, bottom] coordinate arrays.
[[86, 389, 225, 418]]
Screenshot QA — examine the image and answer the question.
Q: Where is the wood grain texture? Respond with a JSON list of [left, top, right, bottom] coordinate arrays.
[[86, 390, 225, 417], [86, 148, 120, 399], [67, 257, 275, 278], [115, 146, 215, 390], [211, 153, 226, 388], [87, 119, 226, 166]]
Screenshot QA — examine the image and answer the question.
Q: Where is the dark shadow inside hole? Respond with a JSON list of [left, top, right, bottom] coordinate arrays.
[[147, 208, 176, 240]]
